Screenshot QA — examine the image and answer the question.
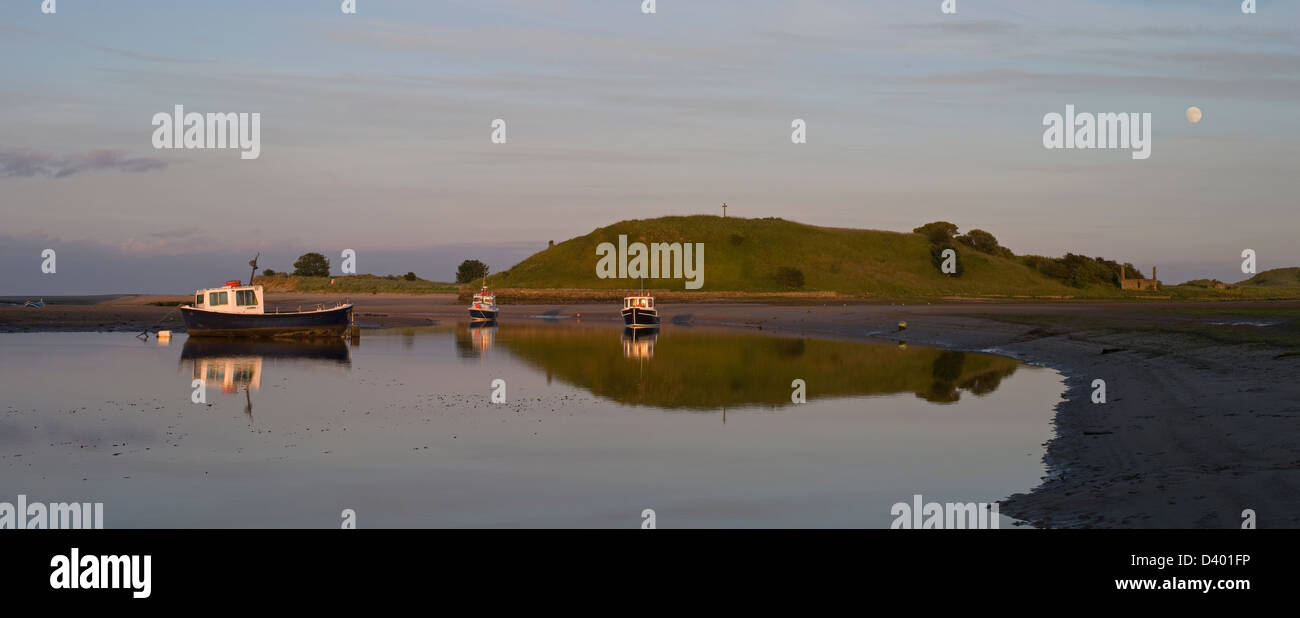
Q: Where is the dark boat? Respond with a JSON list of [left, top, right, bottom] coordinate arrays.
[[621, 295, 660, 328], [180, 281, 352, 338], [180, 337, 352, 364]]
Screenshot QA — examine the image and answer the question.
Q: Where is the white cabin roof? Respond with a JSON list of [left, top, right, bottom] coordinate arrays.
[[189, 284, 265, 314], [196, 283, 261, 295]]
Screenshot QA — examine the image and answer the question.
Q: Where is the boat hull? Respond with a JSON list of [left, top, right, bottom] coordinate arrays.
[[181, 304, 353, 338], [469, 308, 499, 321], [621, 307, 660, 328]]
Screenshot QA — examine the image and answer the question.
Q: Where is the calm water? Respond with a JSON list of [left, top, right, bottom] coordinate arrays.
[[0, 324, 1061, 528]]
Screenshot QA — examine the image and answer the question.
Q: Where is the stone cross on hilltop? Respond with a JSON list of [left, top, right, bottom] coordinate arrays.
[[722, 202, 727, 218]]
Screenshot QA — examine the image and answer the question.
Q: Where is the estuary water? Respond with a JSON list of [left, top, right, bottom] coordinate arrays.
[[0, 324, 1062, 528]]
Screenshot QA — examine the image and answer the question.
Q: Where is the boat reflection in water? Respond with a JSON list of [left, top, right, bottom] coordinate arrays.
[[621, 327, 658, 360], [454, 321, 498, 359], [180, 337, 352, 420]]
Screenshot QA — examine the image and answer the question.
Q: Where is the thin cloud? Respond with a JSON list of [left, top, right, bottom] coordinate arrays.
[[901, 20, 1020, 35], [87, 43, 209, 64], [0, 148, 172, 179]]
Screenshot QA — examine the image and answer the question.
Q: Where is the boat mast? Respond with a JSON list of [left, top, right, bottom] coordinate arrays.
[[248, 253, 260, 286]]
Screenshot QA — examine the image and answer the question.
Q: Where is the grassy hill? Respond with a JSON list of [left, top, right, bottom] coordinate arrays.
[[488, 216, 1121, 298], [1236, 268, 1300, 288]]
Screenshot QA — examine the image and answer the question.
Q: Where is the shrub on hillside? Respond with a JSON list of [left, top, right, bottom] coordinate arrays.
[[773, 267, 805, 289], [929, 243, 964, 277], [1182, 279, 1231, 289], [955, 229, 1013, 257], [1020, 254, 1131, 288]]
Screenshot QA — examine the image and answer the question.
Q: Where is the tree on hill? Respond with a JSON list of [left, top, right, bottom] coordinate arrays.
[[913, 221, 959, 244], [293, 252, 330, 277], [403, 272, 418, 281], [956, 229, 1012, 257], [914, 222, 965, 277], [456, 259, 490, 284]]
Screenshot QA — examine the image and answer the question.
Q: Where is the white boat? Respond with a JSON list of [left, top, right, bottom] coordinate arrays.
[[468, 286, 499, 321], [180, 280, 352, 338]]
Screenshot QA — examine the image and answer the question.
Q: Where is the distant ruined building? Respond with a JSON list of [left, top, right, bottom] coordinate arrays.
[[1120, 266, 1159, 291]]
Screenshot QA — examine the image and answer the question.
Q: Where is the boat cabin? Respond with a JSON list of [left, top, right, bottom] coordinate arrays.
[[472, 289, 496, 308], [191, 355, 262, 394], [622, 332, 656, 359], [624, 296, 654, 310], [189, 282, 265, 315]]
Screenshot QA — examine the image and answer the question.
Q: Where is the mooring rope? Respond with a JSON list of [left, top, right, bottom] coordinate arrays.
[[136, 307, 180, 339]]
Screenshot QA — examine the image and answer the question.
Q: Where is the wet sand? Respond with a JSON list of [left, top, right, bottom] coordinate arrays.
[[3, 294, 1298, 528]]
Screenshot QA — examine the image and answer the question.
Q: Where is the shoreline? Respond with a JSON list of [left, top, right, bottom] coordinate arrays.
[[2, 295, 1298, 528]]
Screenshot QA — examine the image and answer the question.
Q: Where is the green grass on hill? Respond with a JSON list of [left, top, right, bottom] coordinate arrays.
[[253, 273, 457, 294], [1236, 267, 1300, 288], [1145, 268, 1300, 301], [489, 216, 1127, 298]]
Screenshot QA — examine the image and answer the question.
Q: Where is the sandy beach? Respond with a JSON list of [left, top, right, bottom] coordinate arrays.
[[2, 293, 1298, 528]]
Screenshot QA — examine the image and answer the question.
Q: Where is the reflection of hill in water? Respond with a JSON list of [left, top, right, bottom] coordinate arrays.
[[495, 326, 1021, 409]]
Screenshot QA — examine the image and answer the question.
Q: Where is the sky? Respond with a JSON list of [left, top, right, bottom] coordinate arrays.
[[2, 0, 1298, 293]]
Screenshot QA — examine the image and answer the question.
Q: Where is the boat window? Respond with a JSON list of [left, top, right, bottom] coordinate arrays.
[[195, 294, 204, 305], [209, 291, 228, 306], [235, 290, 258, 306]]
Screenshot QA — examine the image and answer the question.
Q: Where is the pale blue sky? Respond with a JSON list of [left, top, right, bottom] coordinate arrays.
[[2, 0, 1298, 292]]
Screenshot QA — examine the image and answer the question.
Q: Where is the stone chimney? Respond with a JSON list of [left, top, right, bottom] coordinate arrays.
[[1152, 266, 1158, 290]]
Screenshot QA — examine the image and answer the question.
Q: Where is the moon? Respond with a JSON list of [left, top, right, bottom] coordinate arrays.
[[1186, 106, 1202, 124]]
